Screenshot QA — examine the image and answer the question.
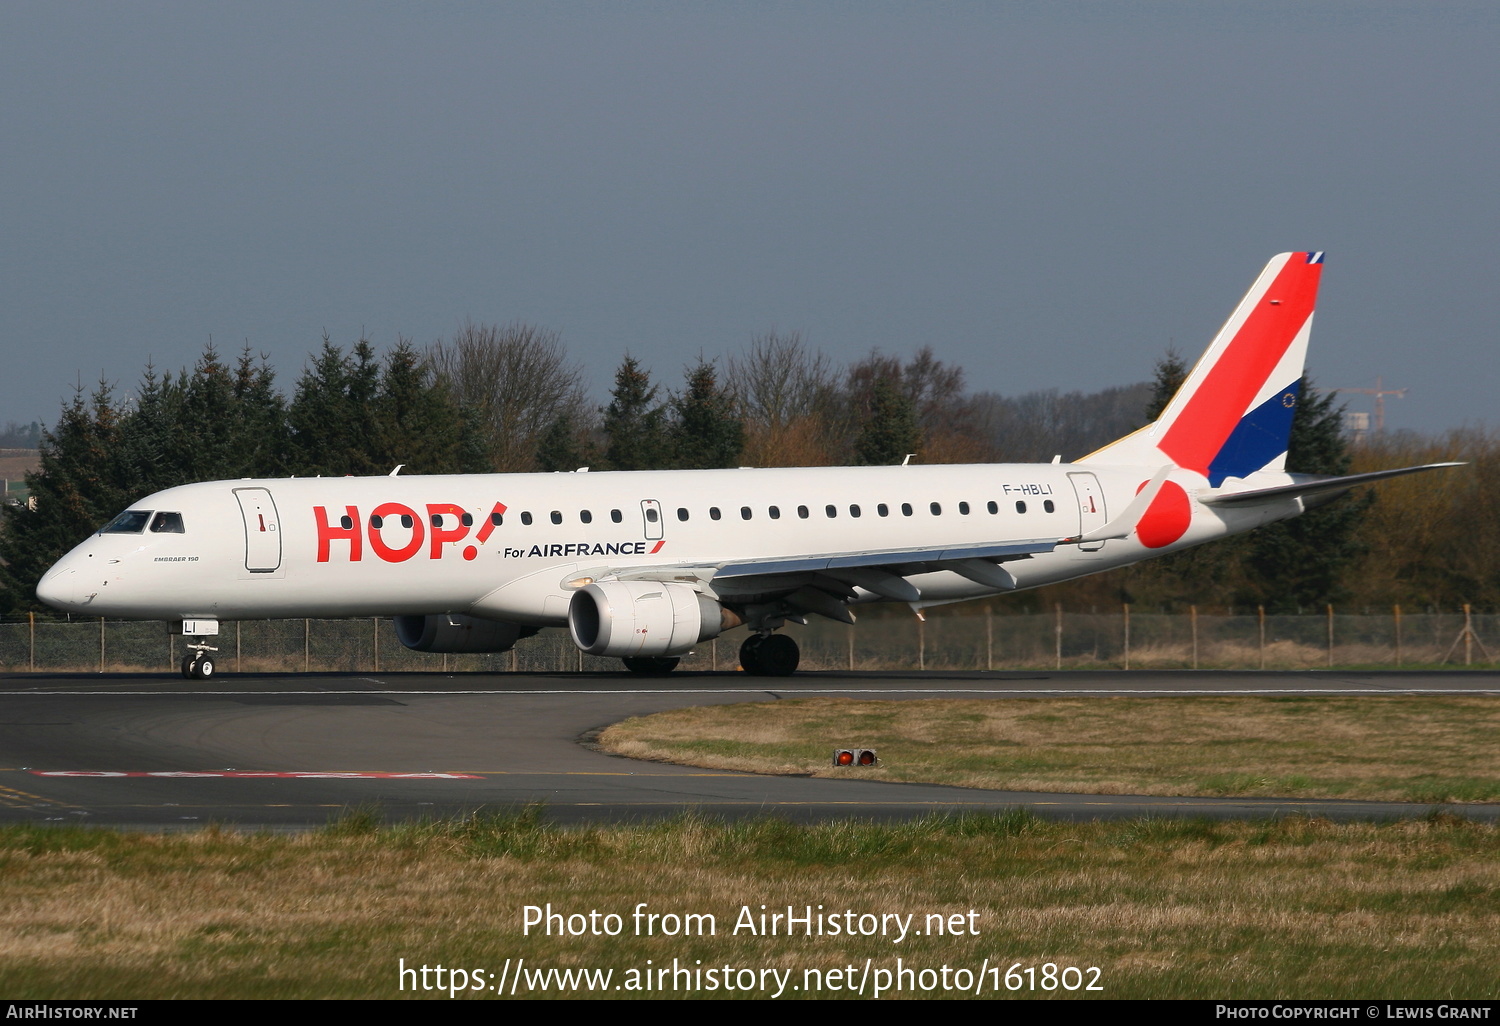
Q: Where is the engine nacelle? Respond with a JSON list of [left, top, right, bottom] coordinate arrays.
[[393, 614, 538, 653], [568, 581, 729, 657]]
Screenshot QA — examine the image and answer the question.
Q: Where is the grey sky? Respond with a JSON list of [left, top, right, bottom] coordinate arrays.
[[4, 2, 1496, 437]]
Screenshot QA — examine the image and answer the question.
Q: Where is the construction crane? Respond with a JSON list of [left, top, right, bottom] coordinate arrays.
[[1333, 377, 1407, 433]]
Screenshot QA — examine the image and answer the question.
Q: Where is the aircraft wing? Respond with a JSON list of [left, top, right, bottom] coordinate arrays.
[[592, 536, 1062, 613]]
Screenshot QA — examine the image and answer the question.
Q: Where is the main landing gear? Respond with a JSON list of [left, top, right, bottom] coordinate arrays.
[[739, 633, 799, 677]]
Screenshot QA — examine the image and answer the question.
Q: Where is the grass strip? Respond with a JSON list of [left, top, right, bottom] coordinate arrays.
[[597, 695, 1500, 802], [0, 809, 1497, 999]]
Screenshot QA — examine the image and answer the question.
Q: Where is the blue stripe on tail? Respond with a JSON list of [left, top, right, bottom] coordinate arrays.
[[1206, 380, 1301, 486]]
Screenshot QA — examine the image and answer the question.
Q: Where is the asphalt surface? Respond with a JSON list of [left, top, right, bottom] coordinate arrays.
[[1, 668, 1497, 829]]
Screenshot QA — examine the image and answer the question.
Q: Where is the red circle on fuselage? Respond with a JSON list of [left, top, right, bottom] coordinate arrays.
[[1135, 480, 1192, 548]]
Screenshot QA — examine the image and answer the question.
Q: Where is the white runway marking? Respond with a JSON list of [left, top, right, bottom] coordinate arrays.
[[4, 687, 1498, 697]]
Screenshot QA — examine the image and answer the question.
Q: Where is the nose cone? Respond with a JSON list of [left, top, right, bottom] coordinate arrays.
[[35, 565, 78, 612]]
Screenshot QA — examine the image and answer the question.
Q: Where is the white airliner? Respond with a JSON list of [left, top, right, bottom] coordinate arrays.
[[36, 252, 1456, 678]]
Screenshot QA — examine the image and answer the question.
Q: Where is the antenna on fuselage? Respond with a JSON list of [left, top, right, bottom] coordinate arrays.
[[901, 454, 915, 466], [389, 465, 404, 476]]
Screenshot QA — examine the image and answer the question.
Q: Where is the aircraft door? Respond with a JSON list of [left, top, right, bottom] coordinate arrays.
[[640, 499, 664, 541], [234, 487, 282, 572], [1067, 472, 1107, 552]]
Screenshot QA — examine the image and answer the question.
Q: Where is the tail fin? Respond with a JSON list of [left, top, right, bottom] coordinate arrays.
[[1082, 251, 1324, 484]]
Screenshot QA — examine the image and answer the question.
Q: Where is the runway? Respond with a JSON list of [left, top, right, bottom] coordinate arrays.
[[1, 668, 1497, 829]]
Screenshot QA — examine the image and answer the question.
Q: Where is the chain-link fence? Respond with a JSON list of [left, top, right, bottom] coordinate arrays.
[[1, 606, 1495, 674]]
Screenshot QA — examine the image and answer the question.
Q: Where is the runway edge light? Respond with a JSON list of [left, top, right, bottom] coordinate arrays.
[[833, 749, 877, 767]]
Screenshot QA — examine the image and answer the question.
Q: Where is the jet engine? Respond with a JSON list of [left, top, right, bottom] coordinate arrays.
[[568, 581, 734, 657], [393, 614, 539, 653]]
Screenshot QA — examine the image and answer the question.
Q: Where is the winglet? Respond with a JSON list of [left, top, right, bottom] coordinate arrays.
[[1066, 466, 1174, 544]]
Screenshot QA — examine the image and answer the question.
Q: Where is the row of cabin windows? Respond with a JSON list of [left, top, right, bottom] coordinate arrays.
[[342, 498, 1060, 531], [683, 499, 1056, 521]]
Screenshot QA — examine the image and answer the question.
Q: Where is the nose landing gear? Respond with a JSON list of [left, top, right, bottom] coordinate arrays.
[[739, 633, 799, 676]]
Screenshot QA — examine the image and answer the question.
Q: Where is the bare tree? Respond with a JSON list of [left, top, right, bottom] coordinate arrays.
[[428, 321, 587, 472], [727, 331, 841, 466]]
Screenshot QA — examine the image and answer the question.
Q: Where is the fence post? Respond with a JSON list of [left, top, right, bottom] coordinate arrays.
[[1465, 603, 1473, 666], [711, 637, 718, 672], [918, 616, 926, 671], [1257, 605, 1266, 670], [1054, 603, 1063, 670], [1394, 604, 1402, 668], [1122, 602, 1131, 670], [236, 621, 242, 674], [1327, 604, 1335, 668], [98, 617, 105, 673], [848, 625, 855, 671], [29, 611, 35, 672], [509, 647, 517, 673], [373, 617, 380, 672], [986, 607, 993, 671], [304, 619, 310, 672], [1190, 606, 1198, 670]]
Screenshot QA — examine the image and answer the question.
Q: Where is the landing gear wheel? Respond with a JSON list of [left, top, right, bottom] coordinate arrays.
[[622, 656, 680, 676], [739, 634, 799, 677], [193, 657, 215, 680], [180, 655, 195, 679]]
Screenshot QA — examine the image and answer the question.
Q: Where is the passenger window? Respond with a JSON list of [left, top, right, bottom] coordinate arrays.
[[769, 506, 781, 520], [797, 505, 809, 519], [710, 507, 722, 521], [371, 515, 384, 529], [149, 512, 184, 533], [430, 513, 443, 527], [676, 508, 689, 522], [490, 511, 504, 527], [930, 502, 942, 516], [1044, 499, 1056, 513], [849, 504, 861, 518], [1016, 501, 1027, 513], [825, 504, 837, 518], [645, 508, 659, 523], [610, 509, 622, 523], [340, 515, 354, 530], [901, 503, 913, 517], [741, 506, 752, 520], [401, 514, 414, 529], [521, 512, 534, 526], [102, 510, 151, 534], [461, 512, 473, 527], [877, 503, 889, 517], [580, 510, 592, 524], [958, 502, 970, 515], [987, 501, 998, 514], [551, 511, 563, 525]]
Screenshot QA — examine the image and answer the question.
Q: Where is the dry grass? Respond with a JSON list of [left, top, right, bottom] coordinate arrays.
[[598, 696, 1500, 802], [0, 813, 1496, 999]]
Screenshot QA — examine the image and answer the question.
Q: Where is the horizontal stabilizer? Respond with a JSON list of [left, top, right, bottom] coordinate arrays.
[[1198, 462, 1463, 507]]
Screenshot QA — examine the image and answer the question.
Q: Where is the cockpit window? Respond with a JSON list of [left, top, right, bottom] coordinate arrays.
[[101, 510, 151, 534], [149, 511, 185, 534]]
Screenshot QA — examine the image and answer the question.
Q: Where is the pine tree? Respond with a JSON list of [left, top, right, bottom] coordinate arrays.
[[369, 340, 468, 474], [601, 356, 670, 470], [854, 377, 920, 466], [535, 413, 591, 473], [670, 362, 743, 469], [0, 383, 130, 613], [1239, 378, 1369, 611], [1144, 348, 1188, 423]]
